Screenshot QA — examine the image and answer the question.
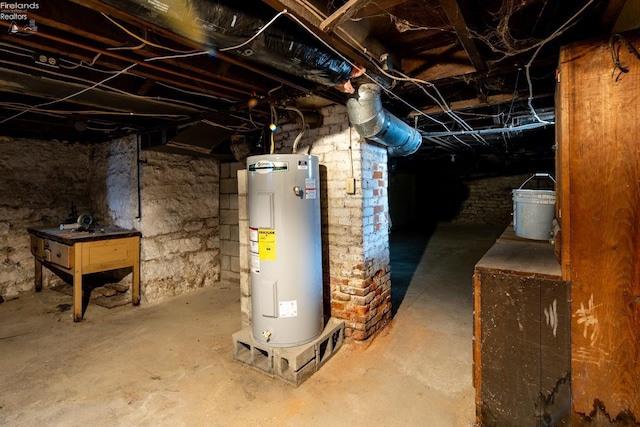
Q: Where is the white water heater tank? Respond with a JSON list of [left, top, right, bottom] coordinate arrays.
[[247, 154, 323, 347]]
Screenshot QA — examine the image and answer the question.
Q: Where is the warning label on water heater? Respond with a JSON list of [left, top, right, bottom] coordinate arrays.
[[305, 178, 317, 200], [258, 228, 276, 261], [249, 227, 260, 273]]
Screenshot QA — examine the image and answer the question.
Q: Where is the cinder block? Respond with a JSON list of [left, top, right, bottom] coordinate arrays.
[[316, 318, 345, 369], [273, 340, 316, 373], [231, 318, 345, 386], [275, 355, 318, 387], [232, 329, 253, 365], [251, 344, 274, 374], [232, 328, 274, 376]]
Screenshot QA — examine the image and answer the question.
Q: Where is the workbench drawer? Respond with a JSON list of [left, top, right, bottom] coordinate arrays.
[[30, 235, 44, 257], [44, 240, 73, 269]]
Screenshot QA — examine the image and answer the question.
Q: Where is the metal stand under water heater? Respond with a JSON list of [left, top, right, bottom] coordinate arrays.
[[247, 154, 324, 347]]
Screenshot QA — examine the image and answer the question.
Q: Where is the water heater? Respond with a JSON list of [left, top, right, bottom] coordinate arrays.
[[247, 154, 323, 347]]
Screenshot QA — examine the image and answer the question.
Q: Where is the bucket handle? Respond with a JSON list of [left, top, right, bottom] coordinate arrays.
[[518, 172, 556, 190]]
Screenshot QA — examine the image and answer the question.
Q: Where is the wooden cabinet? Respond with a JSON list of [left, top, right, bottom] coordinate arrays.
[[556, 33, 640, 422], [473, 230, 569, 426], [28, 226, 141, 322]]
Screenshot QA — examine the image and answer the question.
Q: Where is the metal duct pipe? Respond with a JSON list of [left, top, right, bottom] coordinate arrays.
[[346, 83, 422, 157]]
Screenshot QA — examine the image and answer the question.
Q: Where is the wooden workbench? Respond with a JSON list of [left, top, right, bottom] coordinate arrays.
[[473, 226, 570, 426], [27, 226, 141, 321]]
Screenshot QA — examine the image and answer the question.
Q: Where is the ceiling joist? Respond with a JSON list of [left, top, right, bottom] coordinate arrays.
[[319, 0, 372, 33], [438, 0, 486, 72]]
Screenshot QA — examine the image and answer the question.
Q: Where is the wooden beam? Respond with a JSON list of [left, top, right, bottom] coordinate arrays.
[[610, 0, 640, 33], [408, 91, 553, 115], [402, 45, 477, 82], [438, 0, 486, 72], [319, 0, 372, 32], [601, 0, 630, 31]]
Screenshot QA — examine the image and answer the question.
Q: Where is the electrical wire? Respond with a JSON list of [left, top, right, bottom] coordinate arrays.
[[155, 81, 234, 103], [219, 9, 289, 52], [0, 43, 33, 58], [101, 12, 201, 54], [609, 33, 640, 81], [107, 42, 147, 51], [285, 106, 306, 154], [524, 0, 596, 124], [268, 83, 284, 96], [0, 39, 223, 111], [370, 66, 486, 145], [0, 103, 189, 118], [144, 51, 209, 62], [201, 119, 257, 132], [0, 59, 214, 113], [505, 68, 521, 126], [0, 63, 138, 124], [59, 52, 102, 70], [0, 102, 149, 132], [269, 104, 277, 154]]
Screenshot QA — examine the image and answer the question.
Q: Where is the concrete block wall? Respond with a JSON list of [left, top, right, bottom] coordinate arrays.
[[239, 104, 391, 340], [237, 169, 251, 327], [219, 162, 242, 287]]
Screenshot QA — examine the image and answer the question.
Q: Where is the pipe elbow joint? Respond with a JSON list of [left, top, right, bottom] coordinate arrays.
[[346, 84, 422, 157]]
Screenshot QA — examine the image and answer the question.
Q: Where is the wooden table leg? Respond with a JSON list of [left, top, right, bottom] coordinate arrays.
[[34, 258, 42, 292], [73, 242, 83, 322], [132, 255, 140, 306], [131, 236, 140, 306]]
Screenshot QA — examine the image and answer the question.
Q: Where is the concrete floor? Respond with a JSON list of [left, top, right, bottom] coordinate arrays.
[[0, 223, 503, 427]]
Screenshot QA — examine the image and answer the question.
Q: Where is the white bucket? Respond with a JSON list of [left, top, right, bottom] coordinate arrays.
[[512, 173, 556, 240]]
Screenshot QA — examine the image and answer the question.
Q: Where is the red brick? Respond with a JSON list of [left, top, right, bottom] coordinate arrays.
[[331, 301, 345, 311], [331, 291, 351, 301], [355, 305, 370, 316], [352, 330, 368, 340], [332, 310, 351, 320], [356, 315, 368, 324], [330, 276, 350, 286]]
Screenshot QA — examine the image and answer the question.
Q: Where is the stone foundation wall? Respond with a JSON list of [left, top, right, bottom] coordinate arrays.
[[0, 136, 222, 303], [0, 138, 92, 298], [138, 149, 221, 302]]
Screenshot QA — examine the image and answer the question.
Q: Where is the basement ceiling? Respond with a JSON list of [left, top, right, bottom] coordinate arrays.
[[0, 0, 633, 160]]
